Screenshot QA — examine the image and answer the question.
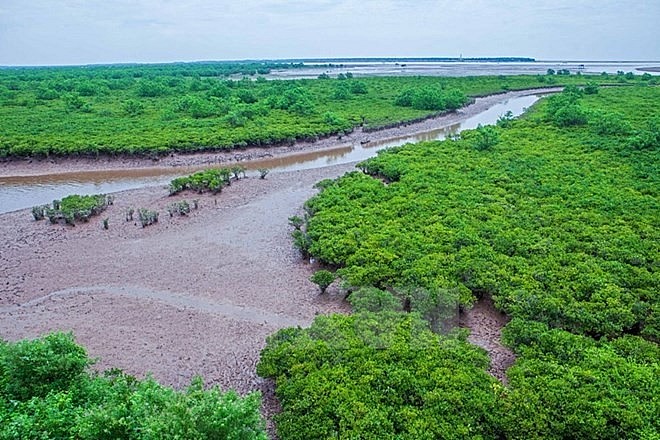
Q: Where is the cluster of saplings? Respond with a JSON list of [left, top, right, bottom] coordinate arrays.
[[263, 85, 659, 439], [168, 166, 247, 195], [0, 333, 267, 439], [29, 165, 270, 228], [2, 63, 651, 158], [32, 194, 113, 225]]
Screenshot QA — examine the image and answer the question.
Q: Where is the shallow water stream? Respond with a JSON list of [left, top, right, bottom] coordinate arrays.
[[0, 94, 541, 214]]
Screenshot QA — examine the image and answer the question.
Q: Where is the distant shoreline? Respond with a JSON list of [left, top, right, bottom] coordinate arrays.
[[637, 66, 660, 73], [5, 57, 660, 70]]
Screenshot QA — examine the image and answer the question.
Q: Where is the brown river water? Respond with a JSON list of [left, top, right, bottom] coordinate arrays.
[[0, 93, 541, 214]]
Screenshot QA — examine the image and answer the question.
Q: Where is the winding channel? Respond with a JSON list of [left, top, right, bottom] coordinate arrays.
[[0, 92, 545, 214]]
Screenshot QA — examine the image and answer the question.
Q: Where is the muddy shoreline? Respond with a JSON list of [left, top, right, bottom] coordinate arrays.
[[0, 88, 561, 179], [0, 164, 357, 434], [0, 88, 526, 436]]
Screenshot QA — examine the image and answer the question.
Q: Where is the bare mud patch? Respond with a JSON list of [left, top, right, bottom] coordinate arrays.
[[460, 296, 515, 382]]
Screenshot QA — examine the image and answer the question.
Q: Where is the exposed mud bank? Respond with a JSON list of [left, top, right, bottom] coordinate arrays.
[[460, 296, 515, 382], [0, 88, 561, 179]]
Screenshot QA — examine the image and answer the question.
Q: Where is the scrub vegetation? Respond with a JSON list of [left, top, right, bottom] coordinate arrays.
[[4, 63, 658, 438], [0, 333, 267, 439], [168, 166, 246, 195], [0, 64, 647, 158], [260, 85, 660, 439], [32, 194, 112, 225]]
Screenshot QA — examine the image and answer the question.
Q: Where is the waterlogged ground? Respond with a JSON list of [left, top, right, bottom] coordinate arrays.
[[0, 166, 358, 428]]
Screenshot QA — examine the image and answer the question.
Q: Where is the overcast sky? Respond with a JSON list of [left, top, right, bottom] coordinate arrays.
[[1, 0, 659, 66]]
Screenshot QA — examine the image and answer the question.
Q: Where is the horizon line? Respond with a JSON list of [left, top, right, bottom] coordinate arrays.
[[2, 56, 660, 69]]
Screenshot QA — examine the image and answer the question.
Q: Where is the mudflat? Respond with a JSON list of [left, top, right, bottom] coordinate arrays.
[[0, 90, 523, 422], [0, 165, 353, 406]]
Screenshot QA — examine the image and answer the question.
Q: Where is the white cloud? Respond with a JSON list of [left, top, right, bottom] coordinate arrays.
[[0, 0, 658, 65]]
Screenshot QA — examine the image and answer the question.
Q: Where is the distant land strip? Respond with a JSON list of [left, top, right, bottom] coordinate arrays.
[[278, 57, 536, 63], [0, 57, 537, 69]]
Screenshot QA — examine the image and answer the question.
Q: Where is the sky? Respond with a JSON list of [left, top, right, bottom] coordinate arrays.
[[1, 0, 659, 66]]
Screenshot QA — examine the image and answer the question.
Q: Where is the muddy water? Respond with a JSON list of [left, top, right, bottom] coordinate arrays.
[[0, 94, 540, 214]]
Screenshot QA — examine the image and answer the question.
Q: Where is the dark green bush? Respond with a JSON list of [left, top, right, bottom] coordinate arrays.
[[0, 333, 267, 439], [310, 270, 335, 294], [500, 319, 660, 439], [394, 87, 468, 111], [302, 86, 659, 339], [37, 194, 109, 225], [169, 168, 232, 195], [0, 332, 89, 401], [258, 312, 500, 440], [0, 67, 627, 158]]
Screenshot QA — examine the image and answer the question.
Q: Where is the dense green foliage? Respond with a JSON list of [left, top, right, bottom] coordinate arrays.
[[310, 270, 336, 294], [0, 64, 642, 157], [500, 320, 659, 439], [33, 193, 111, 224], [261, 85, 659, 439], [258, 303, 501, 439], [170, 168, 229, 195], [0, 333, 267, 439], [259, 294, 659, 439], [169, 166, 247, 195], [394, 87, 467, 111], [302, 86, 659, 340]]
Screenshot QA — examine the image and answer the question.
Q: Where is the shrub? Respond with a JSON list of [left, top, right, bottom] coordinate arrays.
[[394, 87, 467, 111], [288, 215, 304, 230], [472, 124, 500, 150], [292, 230, 311, 256], [169, 168, 231, 195], [257, 312, 500, 439], [592, 112, 631, 136], [0, 332, 90, 401], [500, 320, 660, 439], [0, 333, 267, 439], [31, 205, 47, 221], [38, 194, 109, 225], [136, 80, 168, 97], [629, 118, 660, 150], [230, 165, 246, 180], [583, 82, 599, 95], [310, 270, 336, 294], [168, 200, 191, 216], [545, 89, 588, 127], [348, 287, 403, 313], [553, 103, 589, 127], [496, 110, 515, 128], [301, 87, 659, 338], [138, 208, 159, 227], [350, 81, 368, 94], [122, 99, 145, 116]]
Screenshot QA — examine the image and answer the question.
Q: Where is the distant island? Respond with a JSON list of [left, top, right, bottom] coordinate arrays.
[[277, 57, 536, 64]]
